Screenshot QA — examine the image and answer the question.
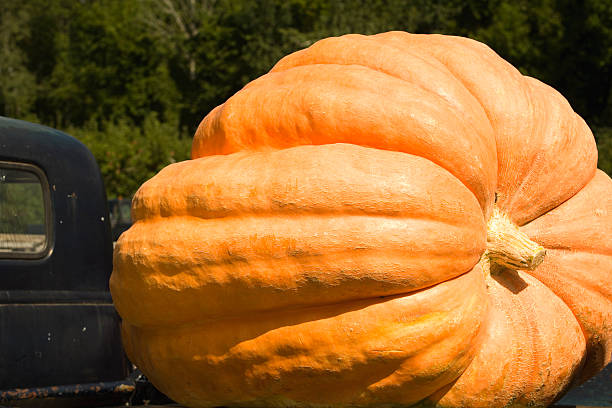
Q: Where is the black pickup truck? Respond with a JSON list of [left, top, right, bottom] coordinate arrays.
[[0, 117, 171, 407], [0, 116, 609, 407]]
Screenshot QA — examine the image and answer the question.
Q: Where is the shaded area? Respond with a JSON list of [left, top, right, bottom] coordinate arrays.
[[557, 363, 612, 406]]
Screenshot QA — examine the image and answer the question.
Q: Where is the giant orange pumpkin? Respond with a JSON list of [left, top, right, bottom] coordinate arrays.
[[110, 32, 612, 408]]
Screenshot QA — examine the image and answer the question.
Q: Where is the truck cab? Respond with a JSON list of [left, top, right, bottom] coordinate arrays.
[[0, 117, 130, 406]]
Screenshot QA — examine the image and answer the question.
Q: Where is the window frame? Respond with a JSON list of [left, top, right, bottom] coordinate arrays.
[[0, 161, 54, 260]]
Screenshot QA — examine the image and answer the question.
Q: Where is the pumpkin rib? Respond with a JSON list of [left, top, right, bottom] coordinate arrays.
[[271, 57, 497, 216], [134, 208, 476, 225], [192, 65, 496, 213], [521, 170, 611, 254], [123, 214, 483, 264], [112, 214, 484, 327], [360, 289, 488, 406], [547, 252, 612, 298], [528, 242, 612, 258], [270, 34, 496, 161], [133, 187, 481, 228], [207, 72, 483, 150], [370, 32, 508, 132], [271, 59, 496, 215], [370, 32, 541, 224], [121, 264, 481, 332], [365, 33, 498, 137], [120, 267, 489, 408], [225, 63, 485, 148], [117, 265, 482, 336], [502, 79, 597, 225], [524, 250, 612, 382], [429, 267, 585, 408], [529, 251, 612, 317], [270, 36, 464, 104], [134, 144, 484, 227]]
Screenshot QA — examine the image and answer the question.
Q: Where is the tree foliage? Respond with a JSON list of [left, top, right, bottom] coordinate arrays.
[[2, 0, 611, 197], [0, 2, 37, 119], [66, 114, 191, 198]]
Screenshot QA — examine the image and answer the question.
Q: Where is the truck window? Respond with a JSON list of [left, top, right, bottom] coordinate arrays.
[[0, 162, 52, 259]]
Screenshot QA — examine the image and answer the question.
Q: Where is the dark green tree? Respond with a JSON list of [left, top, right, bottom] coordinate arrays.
[[0, 2, 37, 119], [68, 114, 191, 198]]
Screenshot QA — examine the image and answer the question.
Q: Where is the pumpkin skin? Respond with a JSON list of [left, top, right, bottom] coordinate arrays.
[[110, 32, 611, 408]]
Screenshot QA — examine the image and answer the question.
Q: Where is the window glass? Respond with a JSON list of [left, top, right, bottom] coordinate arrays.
[[0, 164, 50, 258]]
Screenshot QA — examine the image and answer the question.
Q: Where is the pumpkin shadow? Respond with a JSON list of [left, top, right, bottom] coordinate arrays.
[[181, 289, 410, 354], [199, 270, 472, 353], [490, 265, 528, 294]]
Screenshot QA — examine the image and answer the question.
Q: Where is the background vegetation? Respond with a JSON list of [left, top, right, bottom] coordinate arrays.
[[1, 0, 611, 198]]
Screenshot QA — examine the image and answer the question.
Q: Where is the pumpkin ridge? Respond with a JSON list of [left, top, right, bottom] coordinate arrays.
[[519, 169, 610, 251], [499, 271, 546, 406], [525, 257, 605, 347], [112, 214, 484, 327], [359, 286, 489, 405], [121, 215, 484, 269], [120, 267, 479, 329], [501, 80, 597, 224], [270, 35, 494, 148], [370, 32, 498, 131], [192, 65, 496, 212], [429, 265, 585, 407], [132, 209, 482, 228], [403, 34, 528, 216], [239, 64, 484, 138], [370, 32, 597, 225], [133, 144, 486, 228], [502, 270, 582, 406], [517, 170, 612, 382], [377, 35, 515, 215], [527, 241, 612, 258], [271, 60, 467, 116], [268, 59, 497, 178], [128, 269, 480, 332], [270, 35, 497, 210], [552, 253, 612, 295], [498, 81, 546, 222]]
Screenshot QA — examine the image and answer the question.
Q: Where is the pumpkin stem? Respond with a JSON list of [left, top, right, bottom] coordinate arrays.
[[486, 207, 546, 271]]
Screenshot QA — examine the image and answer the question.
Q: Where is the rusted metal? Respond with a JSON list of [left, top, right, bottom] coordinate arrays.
[[0, 380, 134, 402]]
